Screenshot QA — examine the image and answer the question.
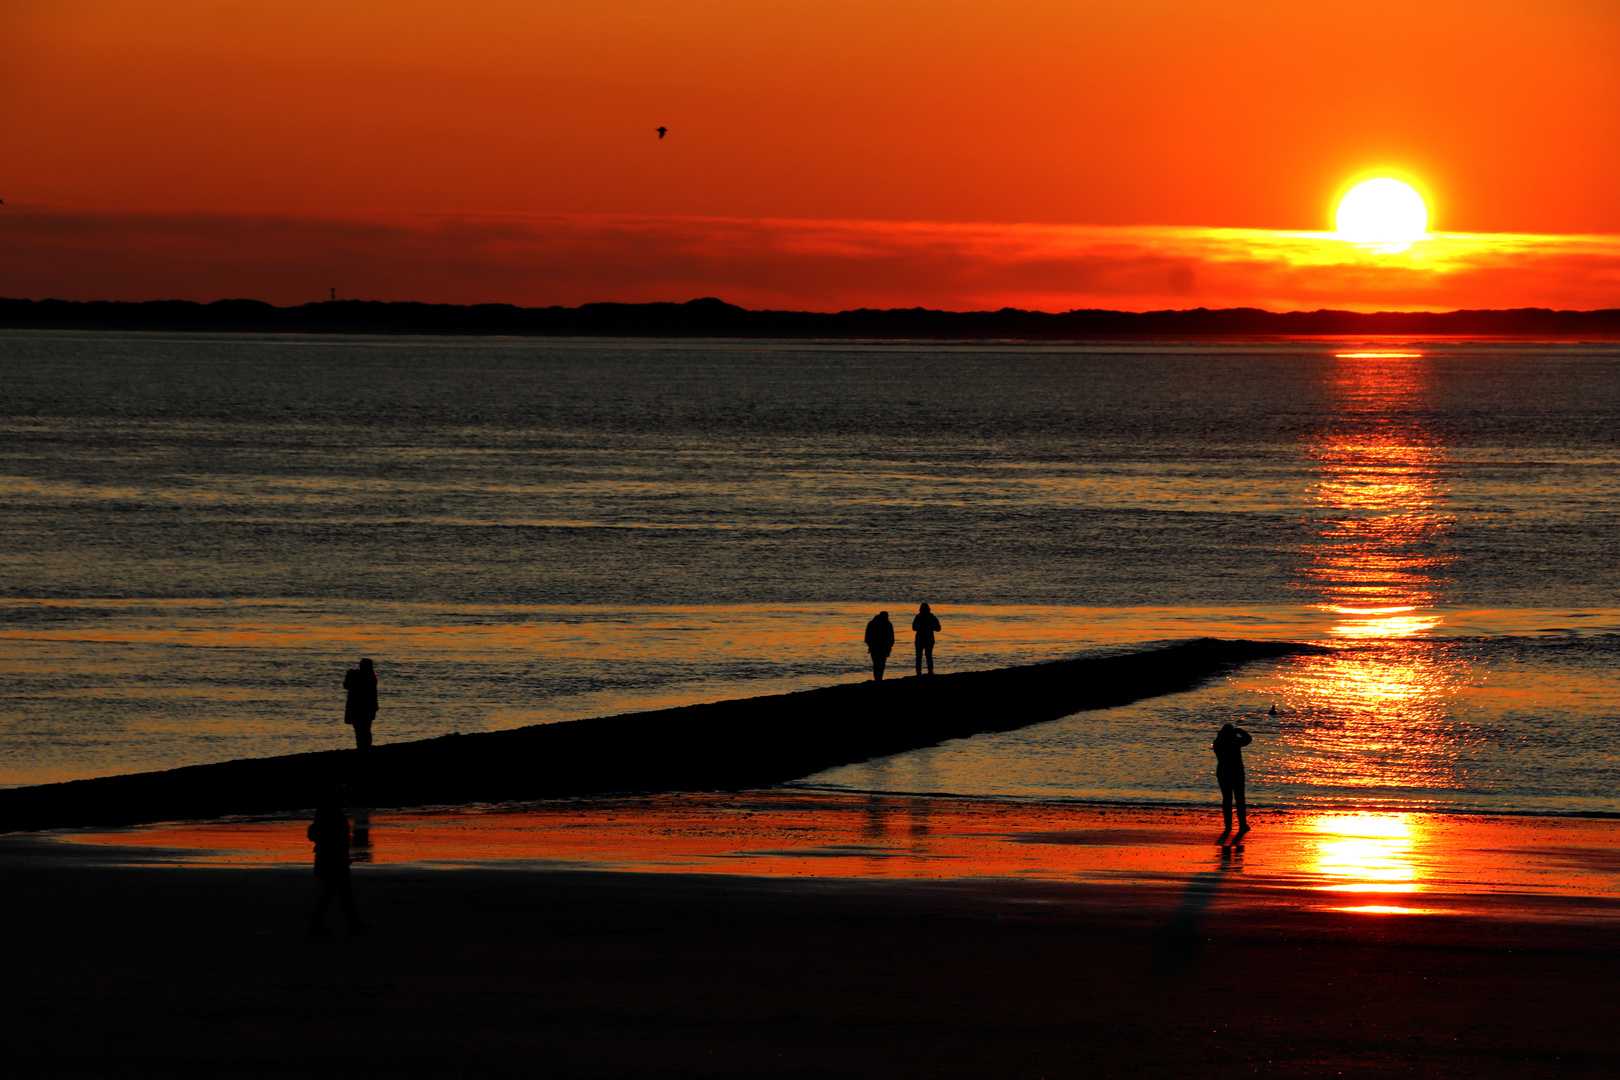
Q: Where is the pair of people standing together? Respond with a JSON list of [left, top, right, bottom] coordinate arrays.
[[862, 603, 941, 681]]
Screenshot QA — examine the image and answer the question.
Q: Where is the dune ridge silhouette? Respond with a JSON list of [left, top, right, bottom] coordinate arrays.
[[2, 295, 1618, 338]]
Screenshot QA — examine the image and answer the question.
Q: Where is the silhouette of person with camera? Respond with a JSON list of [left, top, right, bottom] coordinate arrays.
[[1212, 722, 1253, 835]]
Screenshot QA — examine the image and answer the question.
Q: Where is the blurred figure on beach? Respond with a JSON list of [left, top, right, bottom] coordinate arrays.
[[863, 611, 895, 681], [1212, 722, 1252, 835], [343, 658, 378, 749], [307, 784, 367, 935], [912, 603, 941, 676]]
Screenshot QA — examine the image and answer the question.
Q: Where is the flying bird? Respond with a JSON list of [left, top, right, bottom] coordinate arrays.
[[656, 126, 667, 139]]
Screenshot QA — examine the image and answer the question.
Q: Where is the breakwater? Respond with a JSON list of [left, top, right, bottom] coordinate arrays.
[[0, 638, 1311, 831]]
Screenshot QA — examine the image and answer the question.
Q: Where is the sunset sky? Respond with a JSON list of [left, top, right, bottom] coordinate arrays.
[[2, 0, 1617, 311]]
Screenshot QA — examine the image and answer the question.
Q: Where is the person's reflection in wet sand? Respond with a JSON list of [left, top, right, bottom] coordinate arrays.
[[863, 793, 890, 842], [860, 794, 896, 875], [307, 785, 368, 936], [1213, 722, 1253, 837], [863, 610, 894, 681], [904, 796, 933, 855], [911, 603, 940, 676], [343, 658, 378, 750], [349, 806, 372, 862]]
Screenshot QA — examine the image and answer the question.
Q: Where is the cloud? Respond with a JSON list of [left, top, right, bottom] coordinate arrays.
[[2, 205, 1617, 312]]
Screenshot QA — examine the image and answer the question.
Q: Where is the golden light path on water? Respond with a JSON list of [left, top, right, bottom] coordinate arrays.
[[1275, 350, 1468, 912]]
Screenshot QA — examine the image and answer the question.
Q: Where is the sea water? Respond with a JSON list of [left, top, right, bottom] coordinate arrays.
[[1, 331, 1617, 813]]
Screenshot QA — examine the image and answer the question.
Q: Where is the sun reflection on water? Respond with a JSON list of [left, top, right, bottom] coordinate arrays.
[[1274, 352, 1470, 795]]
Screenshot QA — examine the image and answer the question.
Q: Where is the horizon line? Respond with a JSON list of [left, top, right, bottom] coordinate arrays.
[[5, 295, 1619, 341], [8, 294, 1620, 317]]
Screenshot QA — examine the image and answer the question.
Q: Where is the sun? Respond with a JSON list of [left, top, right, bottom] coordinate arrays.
[[1336, 178, 1427, 250]]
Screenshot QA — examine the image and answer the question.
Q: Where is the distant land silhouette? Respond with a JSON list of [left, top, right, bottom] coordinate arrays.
[[3, 295, 1619, 338]]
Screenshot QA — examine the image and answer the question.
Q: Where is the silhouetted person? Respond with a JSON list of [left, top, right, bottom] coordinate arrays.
[[307, 785, 366, 935], [343, 658, 378, 749], [1213, 722, 1253, 835], [864, 610, 895, 681], [912, 603, 940, 676]]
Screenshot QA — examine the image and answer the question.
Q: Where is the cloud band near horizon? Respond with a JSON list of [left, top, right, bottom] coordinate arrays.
[[2, 206, 1618, 314]]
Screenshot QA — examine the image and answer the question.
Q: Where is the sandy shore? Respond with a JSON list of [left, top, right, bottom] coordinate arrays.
[[5, 795, 1617, 1078]]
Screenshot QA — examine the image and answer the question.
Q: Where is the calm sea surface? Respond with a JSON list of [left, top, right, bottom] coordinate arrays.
[[2, 331, 1617, 814]]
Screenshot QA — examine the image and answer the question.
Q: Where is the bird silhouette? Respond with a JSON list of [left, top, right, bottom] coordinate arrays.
[[656, 126, 667, 139]]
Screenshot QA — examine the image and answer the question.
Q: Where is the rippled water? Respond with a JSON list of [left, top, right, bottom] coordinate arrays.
[[2, 331, 1618, 812]]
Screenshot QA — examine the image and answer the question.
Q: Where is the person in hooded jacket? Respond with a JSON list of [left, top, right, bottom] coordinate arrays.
[[863, 610, 895, 681], [1212, 722, 1253, 835], [912, 603, 941, 676], [343, 658, 378, 749]]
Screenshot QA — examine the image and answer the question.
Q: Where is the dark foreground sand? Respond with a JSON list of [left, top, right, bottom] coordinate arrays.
[[5, 799, 1619, 1079]]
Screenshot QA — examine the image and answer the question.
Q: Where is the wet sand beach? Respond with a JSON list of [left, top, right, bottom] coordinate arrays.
[[44, 792, 1620, 918], [5, 795, 1617, 1078]]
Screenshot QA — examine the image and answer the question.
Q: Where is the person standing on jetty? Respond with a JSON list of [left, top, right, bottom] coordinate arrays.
[[1212, 722, 1253, 835], [863, 610, 895, 681], [912, 603, 941, 676], [343, 658, 378, 749], [307, 785, 367, 936]]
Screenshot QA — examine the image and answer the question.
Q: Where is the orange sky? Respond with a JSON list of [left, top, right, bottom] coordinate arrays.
[[3, 1, 1618, 309]]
